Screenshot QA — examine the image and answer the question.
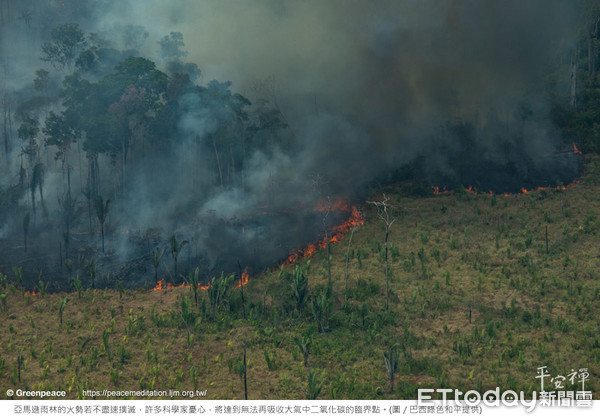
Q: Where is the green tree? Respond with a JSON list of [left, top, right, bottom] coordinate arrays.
[[43, 111, 77, 193], [41, 23, 87, 71], [33, 69, 50, 93], [158, 32, 188, 62], [170, 234, 188, 280]]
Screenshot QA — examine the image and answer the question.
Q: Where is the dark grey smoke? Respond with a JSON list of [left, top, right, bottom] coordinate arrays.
[[0, 0, 582, 289]]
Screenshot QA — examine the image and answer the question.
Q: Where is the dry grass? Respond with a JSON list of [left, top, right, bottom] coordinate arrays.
[[1, 157, 600, 399]]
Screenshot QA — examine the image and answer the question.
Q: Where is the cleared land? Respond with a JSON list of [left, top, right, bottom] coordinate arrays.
[[1, 157, 599, 400]]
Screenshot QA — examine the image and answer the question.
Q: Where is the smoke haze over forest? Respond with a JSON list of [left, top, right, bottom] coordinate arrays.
[[0, 0, 584, 289]]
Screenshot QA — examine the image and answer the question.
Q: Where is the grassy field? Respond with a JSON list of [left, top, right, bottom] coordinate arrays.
[[1, 156, 600, 400]]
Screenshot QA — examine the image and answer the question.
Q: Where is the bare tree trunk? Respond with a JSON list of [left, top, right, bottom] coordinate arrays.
[[326, 229, 331, 290], [39, 177, 46, 221], [212, 136, 223, 188], [588, 33, 594, 81], [30, 183, 36, 223], [2, 96, 9, 156], [571, 52, 577, 109], [101, 223, 105, 253], [243, 343, 248, 400], [238, 261, 246, 319], [385, 228, 390, 311], [230, 143, 236, 187]]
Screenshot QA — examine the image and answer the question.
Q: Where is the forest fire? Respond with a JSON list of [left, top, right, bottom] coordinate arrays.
[[432, 181, 579, 196], [235, 268, 249, 288], [152, 278, 210, 291], [152, 203, 364, 292], [281, 205, 364, 268], [430, 141, 583, 197]]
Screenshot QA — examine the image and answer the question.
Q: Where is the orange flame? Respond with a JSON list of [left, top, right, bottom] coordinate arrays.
[[153, 278, 210, 291], [432, 186, 448, 195], [235, 268, 249, 288], [573, 142, 582, 155], [316, 198, 351, 213], [25, 290, 39, 296], [279, 205, 364, 268], [151, 202, 361, 291], [431, 181, 578, 197]]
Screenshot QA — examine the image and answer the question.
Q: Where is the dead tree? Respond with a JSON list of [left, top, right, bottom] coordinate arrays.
[[23, 213, 30, 253], [95, 195, 109, 253], [571, 52, 577, 109], [368, 194, 397, 311]]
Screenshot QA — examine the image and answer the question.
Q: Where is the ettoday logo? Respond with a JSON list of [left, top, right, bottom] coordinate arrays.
[[418, 388, 537, 412]]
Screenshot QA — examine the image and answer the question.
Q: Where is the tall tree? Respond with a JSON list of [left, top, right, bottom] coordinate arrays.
[[170, 233, 188, 280], [59, 192, 80, 261], [368, 194, 397, 311], [18, 116, 39, 220], [95, 195, 109, 253], [41, 23, 87, 71]]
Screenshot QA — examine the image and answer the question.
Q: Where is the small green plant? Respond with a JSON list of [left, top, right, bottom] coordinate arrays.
[[306, 369, 323, 400], [72, 275, 83, 298], [170, 234, 188, 280], [383, 344, 399, 393], [312, 289, 330, 333], [294, 329, 313, 367], [188, 266, 201, 306], [117, 280, 124, 299], [0, 293, 7, 312], [13, 267, 23, 293], [264, 349, 277, 371], [449, 234, 457, 250], [207, 272, 234, 321], [88, 260, 96, 289], [180, 296, 196, 346], [110, 367, 120, 385], [58, 296, 69, 325], [37, 279, 48, 296], [102, 329, 112, 361], [291, 265, 308, 311]]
